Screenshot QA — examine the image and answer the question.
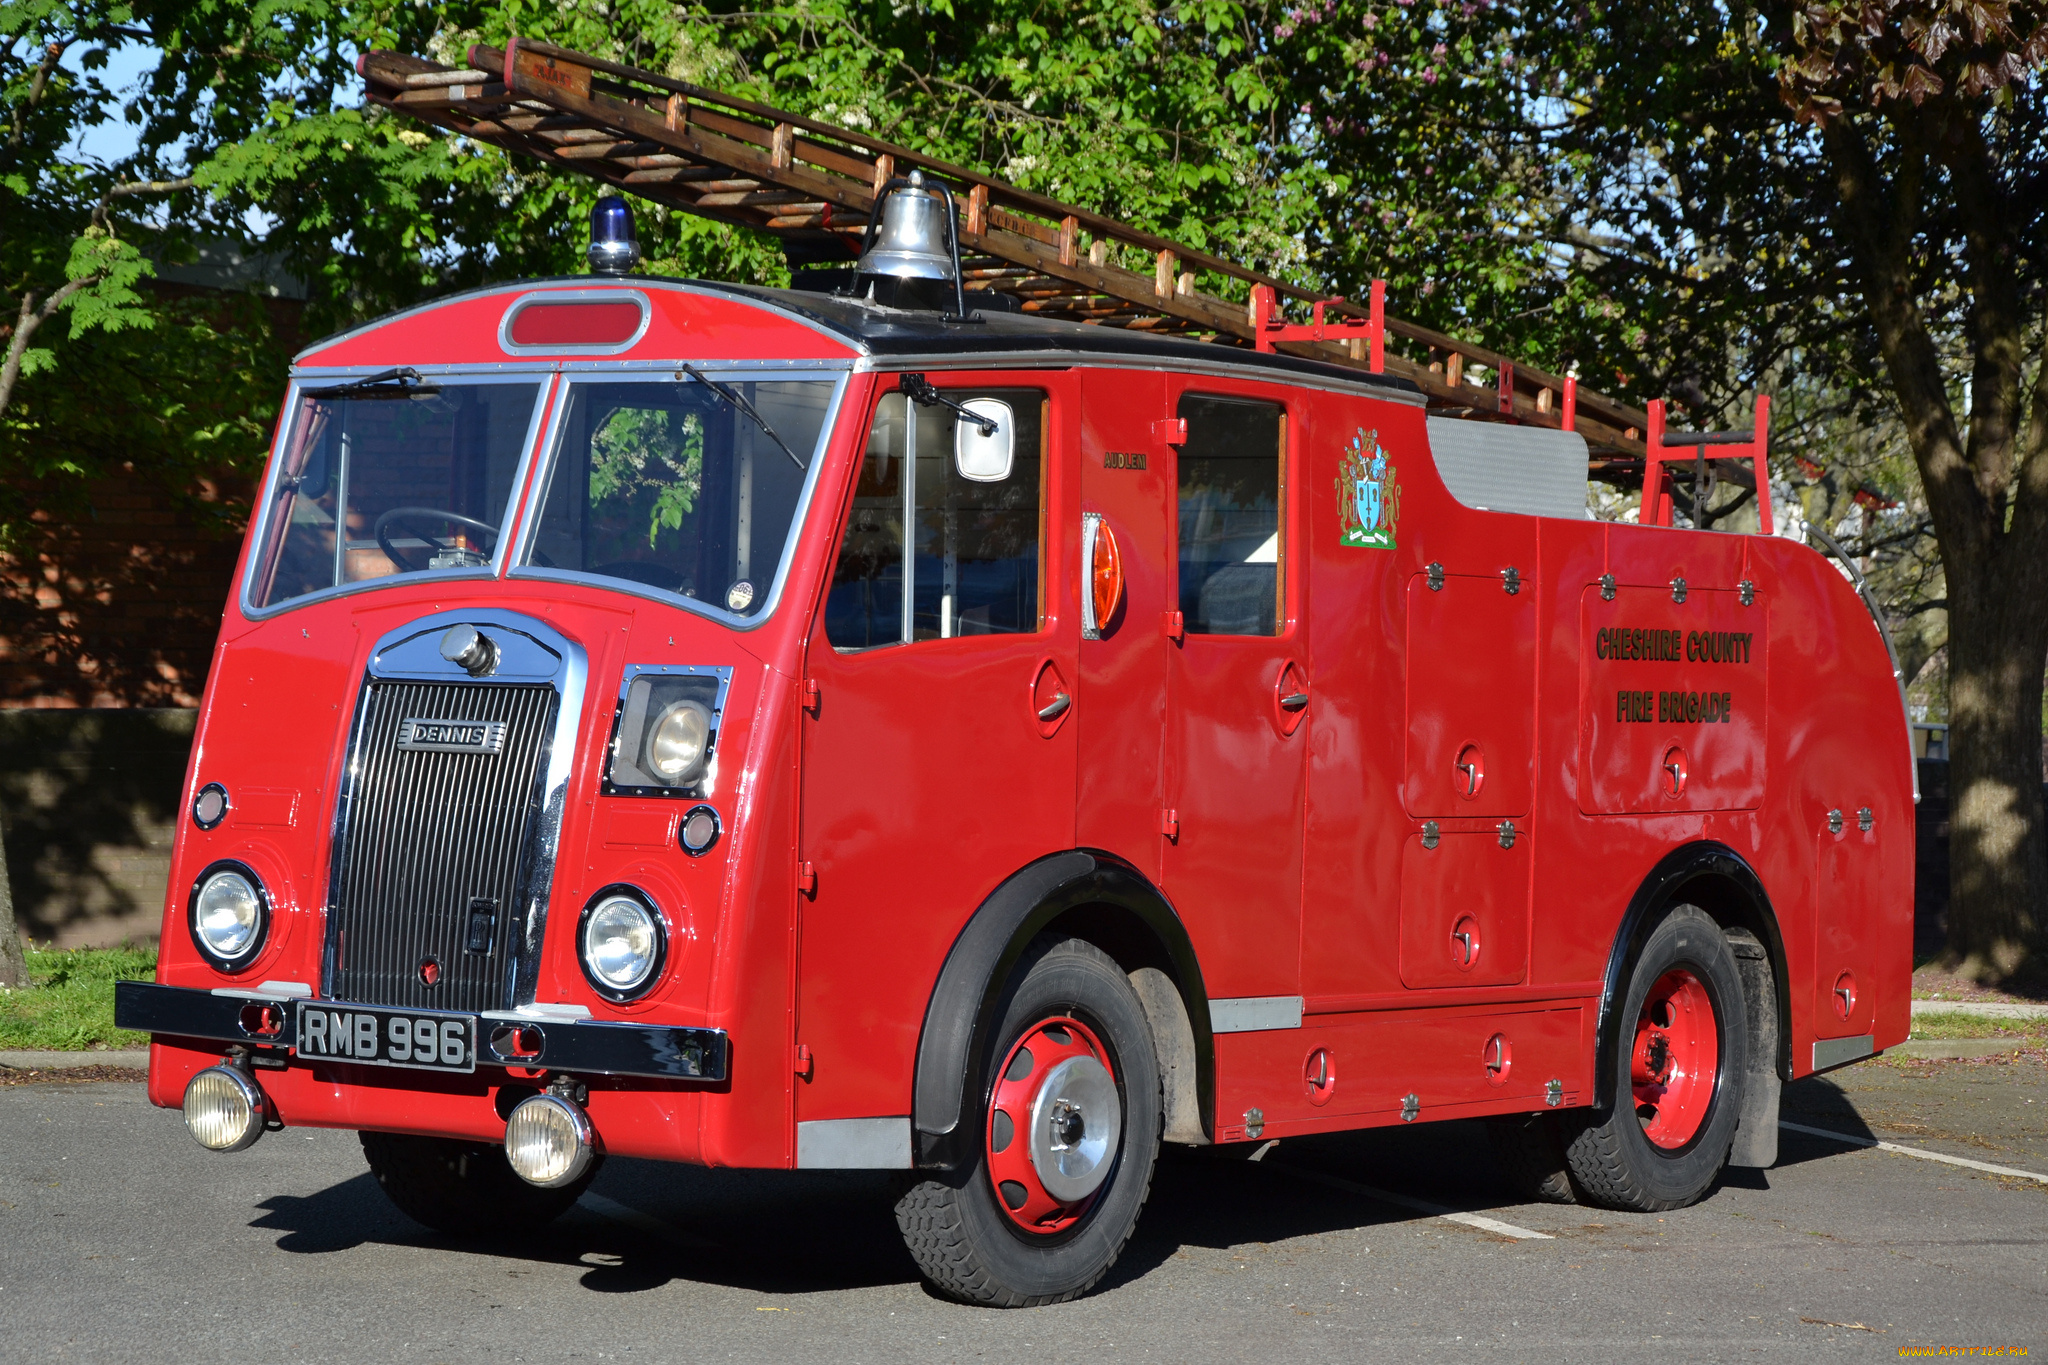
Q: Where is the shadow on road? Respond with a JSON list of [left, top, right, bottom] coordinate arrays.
[[244, 1096, 1888, 1299], [1772, 1075, 1881, 1169]]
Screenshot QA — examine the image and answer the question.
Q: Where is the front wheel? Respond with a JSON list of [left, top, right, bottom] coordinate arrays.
[[894, 936, 1162, 1307], [1562, 904, 1747, 1212], [360, 1130, 600, 1237]]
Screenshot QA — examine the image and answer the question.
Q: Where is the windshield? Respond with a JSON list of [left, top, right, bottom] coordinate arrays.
[[249, 379, 543, 611], [520, 376, 836, 619]]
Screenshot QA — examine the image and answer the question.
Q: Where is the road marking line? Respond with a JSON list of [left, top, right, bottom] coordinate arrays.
[[1267, 1162, 1554, 1240], [578, 1192, 720, 1248], [1779, 1120, 2048, 1184]]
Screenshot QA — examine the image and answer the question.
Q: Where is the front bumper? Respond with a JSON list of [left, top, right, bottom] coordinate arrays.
[[115, 980, 728, 1083]]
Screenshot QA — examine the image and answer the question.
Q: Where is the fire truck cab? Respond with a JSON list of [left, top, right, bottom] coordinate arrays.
[[120, 242, 1913, 1305]]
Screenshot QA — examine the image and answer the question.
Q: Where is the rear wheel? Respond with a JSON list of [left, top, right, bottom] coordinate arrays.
[[1562, 905, 1746, 1212], [894, 936, 1162, 1306], [360, 1130, 600, 1237]]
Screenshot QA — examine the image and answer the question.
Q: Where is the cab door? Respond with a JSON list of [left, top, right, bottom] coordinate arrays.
[[797, 373, 1077, 1133], [1074, 369, 1172, 879], [1159, 386, 1306, 1001]]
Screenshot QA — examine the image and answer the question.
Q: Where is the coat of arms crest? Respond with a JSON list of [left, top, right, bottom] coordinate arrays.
[[1336, 428, 1400, 549]]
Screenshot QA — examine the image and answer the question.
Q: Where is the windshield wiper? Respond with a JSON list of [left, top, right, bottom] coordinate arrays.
[[679, 364, 807, 470], [305, 367, 441, 400]]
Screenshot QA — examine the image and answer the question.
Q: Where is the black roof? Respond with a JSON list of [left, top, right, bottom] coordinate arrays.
[[703, 280, 1420, 397], [298, 274, 1420, 398]]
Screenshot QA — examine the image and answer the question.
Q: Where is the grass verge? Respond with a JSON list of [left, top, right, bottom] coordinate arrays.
[[1908, 1009, 2047, 1047], [0, 945, 156, 1051]]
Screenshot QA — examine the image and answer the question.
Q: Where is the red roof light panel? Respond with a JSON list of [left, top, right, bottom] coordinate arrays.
[[507, 300, 644, 347]]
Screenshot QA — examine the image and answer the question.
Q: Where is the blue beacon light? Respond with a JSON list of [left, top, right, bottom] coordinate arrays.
[[588, 196, 640, 276]]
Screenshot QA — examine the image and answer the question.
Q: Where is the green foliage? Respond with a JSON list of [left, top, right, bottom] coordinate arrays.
[[589, 405, 707, 546], [0, 944, 155, 1051]]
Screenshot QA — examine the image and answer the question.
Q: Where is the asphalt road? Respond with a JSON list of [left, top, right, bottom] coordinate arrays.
[[1, 1054, 2043, 1363]]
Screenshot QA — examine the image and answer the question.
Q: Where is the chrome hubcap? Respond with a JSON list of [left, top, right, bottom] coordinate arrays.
[[1028, 1054, 1120, 1202]]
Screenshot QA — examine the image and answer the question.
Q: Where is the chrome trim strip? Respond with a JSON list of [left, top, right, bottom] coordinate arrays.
[[796, 1117, 913, 1169], [847, 350, 1429, 407], [506, 368, 848, 632], [294, 277, 869, 364], [1811, 1033, 1876, 1073], [480, 1003, 593, 1021], [497, 287, 653, 356], [1208, 995, 1306, 1033], [237, 371, 555, 622], [291, 358, 858, 377]]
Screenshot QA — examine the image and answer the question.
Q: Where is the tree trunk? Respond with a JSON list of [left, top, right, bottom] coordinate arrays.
[[1815, 105, 2048, 985], [1942, 560, 2048, 979], [0, 819, 25, 988]]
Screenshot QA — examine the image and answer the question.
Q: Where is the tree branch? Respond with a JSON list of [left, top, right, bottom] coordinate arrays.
[[0, 278, 92, 420], [8, 38, 70, 150], [90, 176, 195, 231]]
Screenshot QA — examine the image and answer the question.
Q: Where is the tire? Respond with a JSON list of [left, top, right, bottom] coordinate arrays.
[[1562, 904, 1747, 1212], [1486, 1112, 1578, 1204], [894, 936, 1162, 1307], [359, 1130, 601, 1237]]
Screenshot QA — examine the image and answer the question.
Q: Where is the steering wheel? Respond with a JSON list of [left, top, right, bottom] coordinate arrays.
[[373, 508, 501, 573]]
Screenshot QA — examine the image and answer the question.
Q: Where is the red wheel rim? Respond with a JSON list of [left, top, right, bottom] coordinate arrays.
[[986, 1016, 1121, 1234], [1630, 967, 1720, 1149]]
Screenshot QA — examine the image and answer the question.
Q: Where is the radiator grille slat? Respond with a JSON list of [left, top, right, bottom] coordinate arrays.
[[328, 681, 556, 1012]]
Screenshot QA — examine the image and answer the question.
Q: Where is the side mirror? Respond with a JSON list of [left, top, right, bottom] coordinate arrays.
[[954, 399, 1015, 482]]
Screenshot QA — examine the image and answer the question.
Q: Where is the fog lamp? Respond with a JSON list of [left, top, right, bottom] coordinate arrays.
[[504, 1092, 596, 1188], [578, 891, 666, 1000], [183, 1064, 270, 1153], [189, 862, 269, 970]]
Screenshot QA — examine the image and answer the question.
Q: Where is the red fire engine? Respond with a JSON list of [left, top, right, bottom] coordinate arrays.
[[116, 42, 1913, 1308]]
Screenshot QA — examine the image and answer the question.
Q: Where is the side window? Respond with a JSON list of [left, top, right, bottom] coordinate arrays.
[[1177, 394, 1285, 636], [826, 385, 1046, 650]]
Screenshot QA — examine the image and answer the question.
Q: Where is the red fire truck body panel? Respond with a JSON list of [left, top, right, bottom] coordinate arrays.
[[135, 279, 1912, 1179]]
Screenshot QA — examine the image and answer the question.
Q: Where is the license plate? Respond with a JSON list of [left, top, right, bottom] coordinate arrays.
[[295, 1001, 478, 1073]]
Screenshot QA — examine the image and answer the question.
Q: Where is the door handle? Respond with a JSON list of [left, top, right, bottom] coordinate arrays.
[[1036, 692, 1072, 722], [1279, 692, 1309, 712]]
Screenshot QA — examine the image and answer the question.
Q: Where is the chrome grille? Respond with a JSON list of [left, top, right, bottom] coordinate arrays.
[[326, 680, 557, 1012]]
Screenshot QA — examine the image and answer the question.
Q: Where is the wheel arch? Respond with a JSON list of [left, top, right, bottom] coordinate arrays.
[[910, 849, 1213, 1169], [1595, 840, 1792, 1112]]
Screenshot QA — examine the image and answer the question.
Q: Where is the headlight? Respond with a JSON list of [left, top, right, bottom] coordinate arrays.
[[603, 668, 729, 796], [645, 701, 711, 784], [578, 889, 666, 999], [188, 861, 269, 970]]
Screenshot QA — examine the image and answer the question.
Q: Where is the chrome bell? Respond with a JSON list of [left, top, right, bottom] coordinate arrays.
[[855, 171, 955, 280]]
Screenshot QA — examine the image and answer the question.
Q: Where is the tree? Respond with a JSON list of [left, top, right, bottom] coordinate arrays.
[[1281, 2, 2045, 982], [1780, 3, 2048, 980], [0, 834, 21, 987]]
